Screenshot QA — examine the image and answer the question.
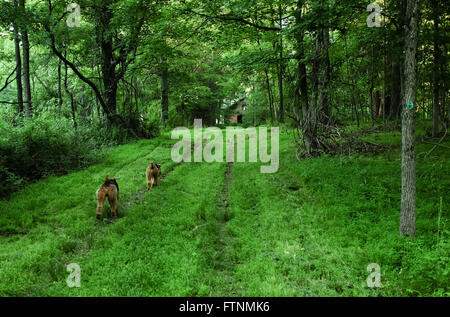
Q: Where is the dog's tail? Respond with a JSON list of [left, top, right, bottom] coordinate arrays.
[[103, 174, 120, 193], [150, 162, 161, 170], [104, 174, 120, 184]]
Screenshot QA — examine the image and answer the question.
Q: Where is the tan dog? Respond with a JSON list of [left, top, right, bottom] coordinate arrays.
[[96, 174, 120, 220], [146, 162, 161, 190]]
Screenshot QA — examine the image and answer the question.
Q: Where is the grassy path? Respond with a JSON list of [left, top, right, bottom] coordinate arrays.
[[209, 162, 236, 296], [0, 130, 448, 296]]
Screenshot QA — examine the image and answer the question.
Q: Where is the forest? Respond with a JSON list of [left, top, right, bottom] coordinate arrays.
[[0, 0, 448, 297]]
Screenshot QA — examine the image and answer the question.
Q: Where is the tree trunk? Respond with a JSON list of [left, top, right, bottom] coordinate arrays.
[[257, 39, 274, 121], [294, 0, 316, 156], [19, 0, 32, 118], [371, 90, 381, 120], [180, 95, 187, 126], [316, 27, 330, 124], [369, 44, 376, 124], [47, 0, 138, 135], [264, 69, 274, 120], [383, 24, 391, 122], [390, 59, 402, 120], [95, 2, 131, 129], [400, 0, 419, 238], [389, 0, 407, 120], [58, 58, 63, 109], [100, 35, 117, 118], [160, 58, 169, 126], [64, 55, 77, 129], [345, 37, 359, 127], [132, 75, 139, 113], [12, 0, 23, 116], [278, 3, 284, 123], [431, 0, 441, 137]]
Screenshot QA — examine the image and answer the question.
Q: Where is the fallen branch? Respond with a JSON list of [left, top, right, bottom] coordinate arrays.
[[189, 223, 208, 233], [421, 141, 450, 149], [422, 127, 448, 158]]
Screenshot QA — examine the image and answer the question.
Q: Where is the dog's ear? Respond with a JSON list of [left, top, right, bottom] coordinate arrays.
[[105, 174, 110, 182], [112, 177, 120, 181]]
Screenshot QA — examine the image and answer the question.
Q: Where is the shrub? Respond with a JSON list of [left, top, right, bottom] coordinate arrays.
[[0, 113, 133, 197]]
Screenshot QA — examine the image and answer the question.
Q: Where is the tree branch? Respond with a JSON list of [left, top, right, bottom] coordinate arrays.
[[44, 0, 106, 111], [0, 65, 18, 94], [188, 9, 280, 31], [172, 18, 210, 49]]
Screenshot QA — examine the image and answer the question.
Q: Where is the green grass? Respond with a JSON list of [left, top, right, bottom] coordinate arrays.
[[213, 133, 449, 296], [0, 125, 448, 296]]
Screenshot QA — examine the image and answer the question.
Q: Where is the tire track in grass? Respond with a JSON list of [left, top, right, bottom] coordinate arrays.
[[211, 161, 236, 296]]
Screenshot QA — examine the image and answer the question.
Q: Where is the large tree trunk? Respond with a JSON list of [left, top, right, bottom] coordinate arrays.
[[99, 5, 118, 119], [400, 0, 419, 238], [93, 1, 135, 130], [294, 0, 316, 156], [19, 0, 32, 118], [371, 90, 381, 119], [160, 58, 169, 126], [12, 0, 23, 116]]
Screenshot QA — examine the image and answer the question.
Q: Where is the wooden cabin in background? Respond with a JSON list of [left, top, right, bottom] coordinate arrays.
[[228, 99, 247, 124]]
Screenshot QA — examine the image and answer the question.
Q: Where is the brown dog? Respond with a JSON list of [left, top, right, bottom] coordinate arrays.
[[96, 174, 120, 220], [146, 162, 161, 190]]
